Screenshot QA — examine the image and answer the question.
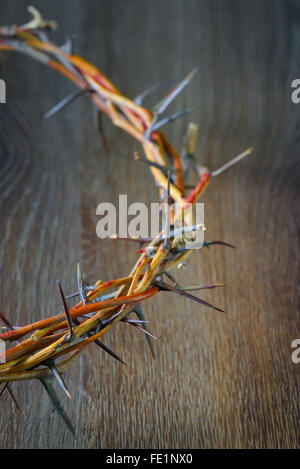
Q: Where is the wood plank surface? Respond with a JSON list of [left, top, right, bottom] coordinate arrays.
[[0, 0, 299, 448]]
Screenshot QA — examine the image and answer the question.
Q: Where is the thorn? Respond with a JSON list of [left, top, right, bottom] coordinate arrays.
[[134, 151, 171, 177], [134, 78, 178, 106], [57, 281, 74, 342], [180, 283, 226, 291], [155, 281, 225, 313], [97, 111, 110, 155], [45, 359, 72, 399], [0, 311, 13, 330], [203, 240, 236, 249], [66, 291, 80, 300], [163, 171, 171, 250], [145, 68, 198, 139], [6, 384, 22, 412], [44, 89, 88, 119], [128, 321, 158, 340], [211, 148, 253, 177], [93, 338, 126, 365], [153, 69, 198, 115], [122, 319, 150, 324], [40, 377, 76, 438], [0, 383, 8, 397], [59, 35, 75, 55], [77, 262, 87, 306], [73, 318, 126, 365], [152, 108, 198, 132], [131, 305, 155, 358], [175, 239, 234, 253], [0, 383, 22, 412]]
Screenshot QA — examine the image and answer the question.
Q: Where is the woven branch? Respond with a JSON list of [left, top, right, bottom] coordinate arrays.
[[0, 7, 252, 436]]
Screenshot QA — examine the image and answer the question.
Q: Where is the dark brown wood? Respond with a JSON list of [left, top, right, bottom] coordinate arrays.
[[0, 0, 299, 449]]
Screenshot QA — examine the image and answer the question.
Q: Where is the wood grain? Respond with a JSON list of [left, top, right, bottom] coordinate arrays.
[[0, 0, 299, 448]]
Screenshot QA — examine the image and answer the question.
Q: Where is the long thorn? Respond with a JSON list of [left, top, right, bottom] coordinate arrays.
[[0, 311, 13, 330], [134, 151, 171, 177], [44, 89, 87, 119], [145, 68, 198, 139], [203, 240, 236, 249], [153, 108, 198, 132], [7, 384, 22, 412], [156, 281, 225, 313], [57, 281, 74, 341], [77, 262, 86, 306], [134, 78, 177, 106], [73, 318, 126, 365], [211, 148, 253, 177], [46, 359, 72, 399], [132, 305, 155, 358], [40, 377, 75, 438], [179, 283, 226, 291], [0, 382, 22, 412], [93, 338, 126, 365], [163, 171, 171, 250]]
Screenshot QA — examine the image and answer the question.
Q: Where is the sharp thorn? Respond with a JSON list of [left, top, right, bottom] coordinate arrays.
[[180, 283, 226, 291], [163, 171, 171, 250], [153, 68, 198, 116], [40, 377, 76, 438], [211, 148, 253, 177], [152, 108, 198, 132], [134, 78, 178, 106], [156, 281, 225, 313], [134, 151, 171, 177], [44, 88, 87, 119], [1, 383, 22, 413], [77, 262, 86, 306], [46, 359, 72, 399], [0, 311, 13, 331], [97, 111, 110, 155], [145, 68, 198, 140], [0, 383, 8, 397], [132, 305, 155, 358], [66, 292, 80, 299], [93, 338, 126, 365], [57, 281, 74, 341], [203, 240, 236, 249]]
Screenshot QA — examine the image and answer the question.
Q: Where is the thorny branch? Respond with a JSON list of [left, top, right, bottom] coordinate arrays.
[[0, 7, 252, 436]]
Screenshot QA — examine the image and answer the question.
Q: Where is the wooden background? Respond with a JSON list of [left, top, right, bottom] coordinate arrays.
[[0, 0, 299, 449]]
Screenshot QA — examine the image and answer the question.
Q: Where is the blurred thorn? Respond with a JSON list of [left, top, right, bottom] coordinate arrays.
[[203, 240, 236, 249], [211, 148, 253, 178], [57, 281, 74, 342], [134, 151, 171, 177], [134, 78, 177, 106], [153, 108, 198, 132], [145, 68, 198, 140], [97, 111, 110, 155], [0, 311, 13, 330], [44, 88, 87, 119]]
